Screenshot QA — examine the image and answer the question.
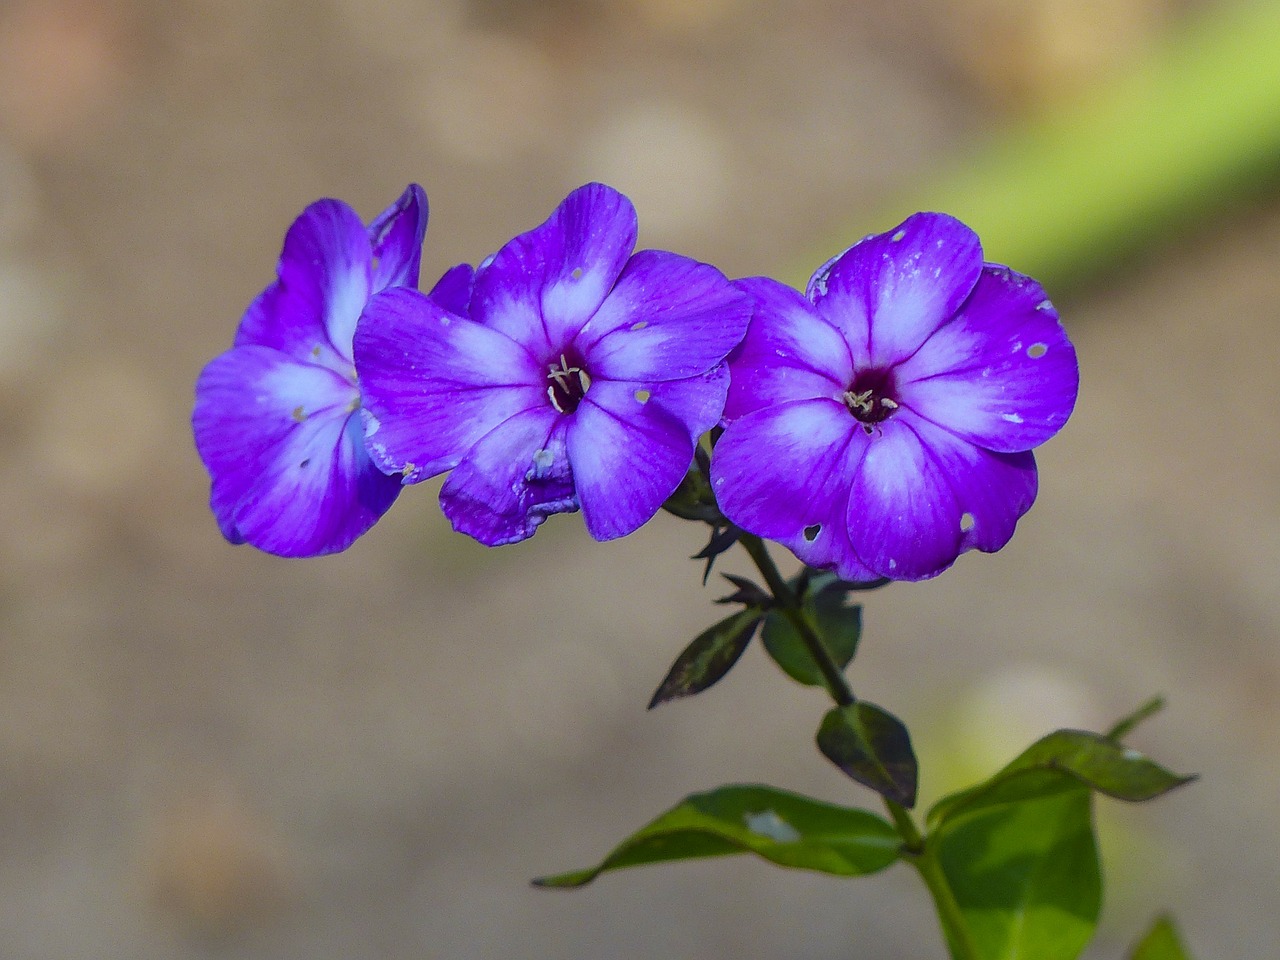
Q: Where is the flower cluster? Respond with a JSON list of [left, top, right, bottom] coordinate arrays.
[[193, 185, 1078, 580]]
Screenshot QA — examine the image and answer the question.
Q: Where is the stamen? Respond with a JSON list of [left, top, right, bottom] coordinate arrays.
[[843, 389, 874, 415], [545, 351, 591, 413]]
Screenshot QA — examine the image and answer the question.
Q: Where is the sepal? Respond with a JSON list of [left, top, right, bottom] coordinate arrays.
[[692, 523, 741, 584], [661, 463, 724, 524], [714, 573, 771, 607]]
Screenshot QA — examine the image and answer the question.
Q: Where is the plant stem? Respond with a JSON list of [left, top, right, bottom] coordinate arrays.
[[886, 799, 982, 960], [736, 533, 981, 960], [737, 533, 855, 707]]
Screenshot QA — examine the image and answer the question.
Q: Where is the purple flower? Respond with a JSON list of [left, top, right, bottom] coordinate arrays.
[[353, 183, 752, 545], [711, 212, 1079, 581], [192, 185, 435, 557]]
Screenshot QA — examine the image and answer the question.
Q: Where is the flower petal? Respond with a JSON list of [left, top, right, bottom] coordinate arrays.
[[471, 183, 638, 355], [895, 265, 1079, 452], [425, 262, 476, 317], [235, 199, 373, 362], [723, 276, 852, 422], [439, 408, 575, 546], [354, 287, 545, 482], [567, 374, 721, 541], [903, 412, 1039, 555], [846, 416, 965, 580], [712, 399, 878, 580], [808, 212, 983, 367], [368, 183, 428, 293], [193, 345, 398, 556], [575, 250, 750, 382]]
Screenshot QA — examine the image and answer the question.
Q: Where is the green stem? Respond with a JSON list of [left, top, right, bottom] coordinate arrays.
[[886, 799, 982, 960], [736, 532, 980, 960], [737, 533, 855, 707]]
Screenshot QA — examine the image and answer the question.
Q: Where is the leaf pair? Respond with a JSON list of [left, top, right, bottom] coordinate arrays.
[[537, 700, 1196, 960], [649, 570, 866, 707]]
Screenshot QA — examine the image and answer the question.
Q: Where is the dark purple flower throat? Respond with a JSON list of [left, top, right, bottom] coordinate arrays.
[[545, 349, 592, 414], [842, 367, 900, 432]]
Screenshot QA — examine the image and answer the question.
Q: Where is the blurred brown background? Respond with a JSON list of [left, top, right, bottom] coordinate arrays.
[[0, 0, 1276, 957]]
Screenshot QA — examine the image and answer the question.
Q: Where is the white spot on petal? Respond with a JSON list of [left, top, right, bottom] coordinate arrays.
[[743, 810, 800, 843], [630, 320, 648, 331], [960, 512, 975, 532], [531, 447, 555, 478], [1027, 342, 1048, 359], [633, 389, 651, 404], [1002, 412, 1024, 424], [891, 229, 906, 242], [1036, 299, 1053, 311]]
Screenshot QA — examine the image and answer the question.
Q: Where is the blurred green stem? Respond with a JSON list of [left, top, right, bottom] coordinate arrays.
[[737, 533, 854, 707], [738, 534, 978, 960], [887, 799, 981, 960]]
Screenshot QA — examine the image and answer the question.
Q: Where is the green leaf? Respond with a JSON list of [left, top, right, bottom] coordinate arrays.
[[532, 784, 902, 888], [928, 728, 1195, 828], [1128, 914, 1193, 960], [648, 608, 764, 708], [816, 701, 918, 807], [931, 772, 1101, 960], [761, 589, 861, 687]]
